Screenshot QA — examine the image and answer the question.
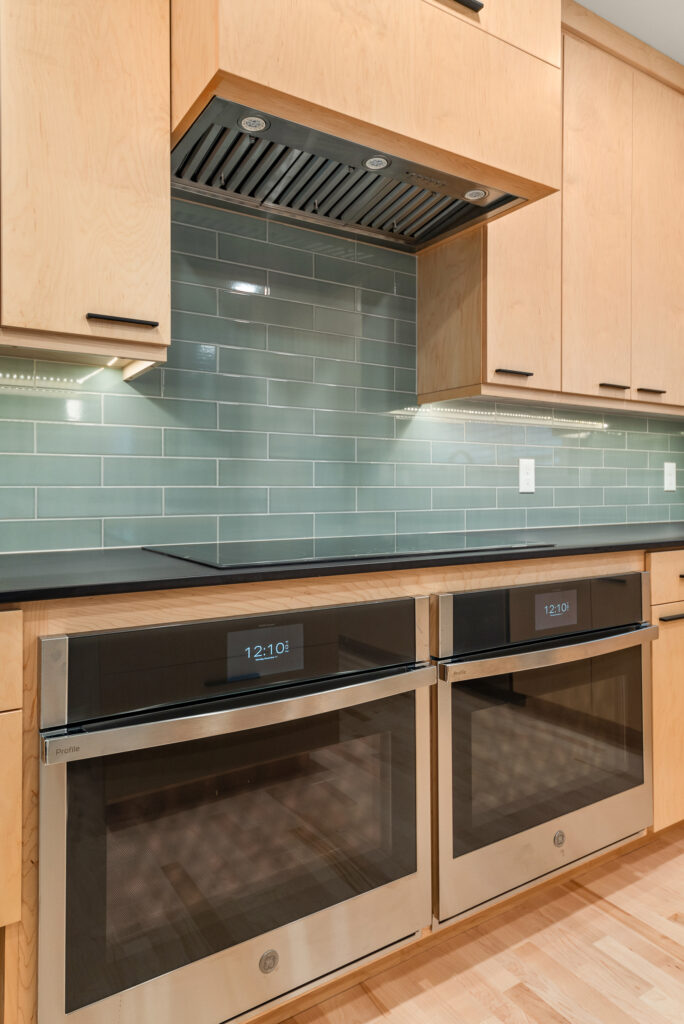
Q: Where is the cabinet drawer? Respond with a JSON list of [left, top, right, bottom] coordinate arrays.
[[0, 610, 22, 712], [0, 710, 22, 927], [651, 601, 684, 831], [422, 0, 561, 67], [647, 550, 684, 605]]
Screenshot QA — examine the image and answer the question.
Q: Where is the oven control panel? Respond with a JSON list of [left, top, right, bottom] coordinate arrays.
[[433, 572, 645, 658]]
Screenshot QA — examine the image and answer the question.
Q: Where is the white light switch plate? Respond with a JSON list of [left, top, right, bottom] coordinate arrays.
[[519, 458, 535, 494], [664, 461, 677, 492]]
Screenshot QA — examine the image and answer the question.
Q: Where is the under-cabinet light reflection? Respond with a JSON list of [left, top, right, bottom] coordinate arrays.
[[398, 405, 608, 431]]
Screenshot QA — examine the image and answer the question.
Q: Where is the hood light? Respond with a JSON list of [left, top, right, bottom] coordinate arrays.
[[240, 115, 269, 133], [364, 155, 390, 171], [465, 188, 488, 201]]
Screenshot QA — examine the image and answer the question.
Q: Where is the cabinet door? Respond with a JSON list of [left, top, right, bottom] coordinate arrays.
[[631, 73, 684, 407], [0, 0, 170, 348], [651, 604, 684, 831], [421, 0, 561, 67], [562, 36, 633, 400], [0, 711, 22, 927], [485, 193, 561, 391], [0, 611, 22, 712]]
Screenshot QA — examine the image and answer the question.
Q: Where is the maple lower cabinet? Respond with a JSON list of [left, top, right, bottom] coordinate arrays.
[[0, 611, 22, 929], [631, 72, 684, 407], [561, 34, 633, 401], [650, 603, 684, 832], [0, 0, 170, 360], [0, 710, 22, 928]]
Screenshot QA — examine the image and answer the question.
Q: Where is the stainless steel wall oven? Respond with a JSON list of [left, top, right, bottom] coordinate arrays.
[[431, 572, 655, 923], [38, 598, 433, 1024]]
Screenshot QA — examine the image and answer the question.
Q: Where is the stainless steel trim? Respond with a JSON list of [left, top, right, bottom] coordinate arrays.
[[414, 596, 430, 663], [42, 665, 436, 766], [38, 676, 433, 1024], [438, 624, 658, 683], [432, 830, 648, 930], [436, 625, 655, 922], [39, 636, 68, 730]]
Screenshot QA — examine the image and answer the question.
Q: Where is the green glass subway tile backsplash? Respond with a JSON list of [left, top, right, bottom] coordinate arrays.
[[1, 196, 684, 554]]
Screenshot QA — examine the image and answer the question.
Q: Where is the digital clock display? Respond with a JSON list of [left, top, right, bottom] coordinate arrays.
[[534, 590, 578, 631], [227, 623, 304, 680]]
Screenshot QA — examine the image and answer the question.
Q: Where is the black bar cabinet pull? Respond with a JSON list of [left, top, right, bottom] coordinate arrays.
[[659, 613, 684, 622], [495, 368, 534, 377], [452, 0, 484, 11], [86, 313, 159, 328], [637, 387, 667, 395], [599, 382, 629, 390]]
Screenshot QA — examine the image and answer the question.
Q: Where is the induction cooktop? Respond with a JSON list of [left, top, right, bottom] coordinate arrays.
[[144, 536, 555, 570]]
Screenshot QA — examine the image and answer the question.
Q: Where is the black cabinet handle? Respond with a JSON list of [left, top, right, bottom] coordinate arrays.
[[495, 368, 534, 377], [659, 613, 684, 622], [452, 0, 484, 10], [86, 313, 159, 328], [637, 387, 667, 395], [599, 382, 629, 390]]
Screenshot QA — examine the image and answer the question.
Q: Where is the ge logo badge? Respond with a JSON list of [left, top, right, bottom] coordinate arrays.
[[553, 830, 566, 848], [259, 949, 279, 974]]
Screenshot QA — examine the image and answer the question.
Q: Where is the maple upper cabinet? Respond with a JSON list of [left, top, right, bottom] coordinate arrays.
[[484, 193, 561, 392], [422, 0, 561, 67], [561, 35, 633, 401], [631, 72, 684, 407], [417, 193, 561, 402], [0, 0, 171, 362], [172, 0, 561, 203]]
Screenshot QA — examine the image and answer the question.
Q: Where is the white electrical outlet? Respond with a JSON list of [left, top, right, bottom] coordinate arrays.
[[664, 461, 677, 492], [519, 458, 535, 494]]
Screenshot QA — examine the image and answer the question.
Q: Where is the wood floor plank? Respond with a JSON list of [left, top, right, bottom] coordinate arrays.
[[291, 987, 385, 1024], [282, 829, 684, 1024], [566, 881, 684, 965], [505, 981, 576, 1024]]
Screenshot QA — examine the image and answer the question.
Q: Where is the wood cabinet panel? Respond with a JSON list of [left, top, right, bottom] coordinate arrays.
[[0, 710, 22, 928], [485, 192, 561, 391], [423, 0, 561, 68], [650, 601, 684, 831], [171, 0, 219, 133], [0, 0, 170, 349], [562, 35, 633, 400], [631, 73, 684, 407], [417, 230, 484, 400], [647, 550, 684, 607], [0, 610, 22, 712], [417, 192, 561, 402]]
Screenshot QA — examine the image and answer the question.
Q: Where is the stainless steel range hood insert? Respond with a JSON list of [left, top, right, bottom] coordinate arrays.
[[172, 98, 523, 251]]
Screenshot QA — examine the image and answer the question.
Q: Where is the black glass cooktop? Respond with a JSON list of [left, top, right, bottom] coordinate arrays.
[[144, 536, 555, 570]]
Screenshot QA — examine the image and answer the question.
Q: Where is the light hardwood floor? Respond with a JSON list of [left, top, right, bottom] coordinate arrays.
[[284, 824, 684, 1024]]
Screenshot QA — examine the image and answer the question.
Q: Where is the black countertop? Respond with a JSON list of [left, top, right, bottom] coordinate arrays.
[[1, 522, 684, 603]]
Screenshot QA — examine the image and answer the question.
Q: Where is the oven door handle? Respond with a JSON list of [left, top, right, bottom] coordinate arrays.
[[41, 664, 436, 766], [438, 624, 658, 684]]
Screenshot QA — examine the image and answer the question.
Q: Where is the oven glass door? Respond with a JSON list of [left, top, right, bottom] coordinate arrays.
[[450, 646, 644, 857], [61, 690, 417, 1013]]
